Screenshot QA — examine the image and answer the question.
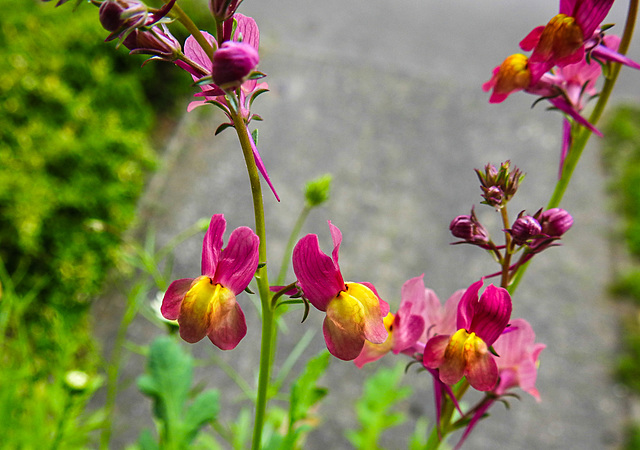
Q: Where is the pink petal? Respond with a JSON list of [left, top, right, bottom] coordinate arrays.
[[456, 279, 485, 330], [392, 314, 425, 354], [234, 14, 259, 51], [328, 221, 342, 268], [213, 225, 260, 294], [519, 26, 545, 51], [360, 281, 390, 316], [575, 0, 615, 38], [423, 334, 451, 369], [548, 97, 603, 136], [161, 278, 194, 320], [436, 290, 464, 336], [323, 312, 365, 361], [465, 351, 498, 391], [207, 302, 247, 350], [201, 214, 226, 277], [184, 32, 216, 75], [468, 284, 512, 346], [248, 131, 280, 201], [292, 233, 344, 311]]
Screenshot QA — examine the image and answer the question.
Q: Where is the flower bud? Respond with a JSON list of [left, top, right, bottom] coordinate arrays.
[[305, 174, 332, 207], [123, 26, 181, 61], [475, 161, 525, 208], [539, 208, 573, 237], [209, 0, 242, 22], [99, 0, 146, 32], [450, 210, 489, 245], [211, 41, 259, 90], [509, 215, 542, 245]]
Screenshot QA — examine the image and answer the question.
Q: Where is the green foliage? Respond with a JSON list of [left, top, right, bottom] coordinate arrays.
[[0, 0, 159, 311], [346, 363, 413, 450], [283, 351, 331, 447], [137, 337, 220, 449], [0, 266, 104, 448]]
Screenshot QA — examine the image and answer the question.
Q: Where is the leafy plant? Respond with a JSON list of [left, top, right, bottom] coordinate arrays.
[[346, 363, 413, 449]]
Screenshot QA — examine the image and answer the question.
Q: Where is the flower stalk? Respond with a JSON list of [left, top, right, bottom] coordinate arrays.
[[227, 96, 274, 450]]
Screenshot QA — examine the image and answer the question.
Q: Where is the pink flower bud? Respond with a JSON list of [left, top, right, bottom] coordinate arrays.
[[123, 26, 181, 61], [211, 41, 259, 90], [510, 215, 542, 245], [450, 212, 489, 244], [539, 208, 573, 237]]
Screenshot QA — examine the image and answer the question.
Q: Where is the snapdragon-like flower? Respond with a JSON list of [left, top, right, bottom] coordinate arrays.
[[520, 0, 615, 83], [176, 14, 278, 201], [423, 279, 512, 391], [354, 274, 463, 367], [292, 222, 389, 361], [455, 319, 545, 449], [161, 214, 259, 350]]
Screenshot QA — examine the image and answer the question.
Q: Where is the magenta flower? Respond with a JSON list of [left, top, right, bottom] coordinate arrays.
[[520, 0, 615, 83], [99, 0, 177, 44], [122, 24, 181, 62], [211, 41, 260, 90], [455, 319, 545, 449], [423, 279, 512, 391], [161, 214, 259, 350], [354, 274, 463, 367], [175, 15, 278, 201], [292, 222, 389, 361]]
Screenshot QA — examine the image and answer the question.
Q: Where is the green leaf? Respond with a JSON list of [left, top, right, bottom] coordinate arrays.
[[345, 363, 413, 449], [184, 390, 220, 443], [289, 351, 330, 427]]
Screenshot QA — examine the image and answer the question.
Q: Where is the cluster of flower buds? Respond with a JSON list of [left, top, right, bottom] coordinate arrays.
[[98, 0, 181, 61], [475, 161, 524, 208]]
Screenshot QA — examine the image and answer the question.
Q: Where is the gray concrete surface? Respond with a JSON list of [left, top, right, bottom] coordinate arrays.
[[94, 0, 640, 448]]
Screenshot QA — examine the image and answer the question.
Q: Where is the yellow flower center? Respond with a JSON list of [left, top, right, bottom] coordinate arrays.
[[536, 14, 584, 60], [495, 54, 531, 94]]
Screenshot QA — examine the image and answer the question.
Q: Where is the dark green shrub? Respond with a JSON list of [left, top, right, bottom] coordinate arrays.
[[0, 0, 158, 311]]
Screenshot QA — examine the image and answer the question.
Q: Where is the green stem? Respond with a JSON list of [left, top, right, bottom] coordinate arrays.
[[171, 2, 215, 59], [276, 205, 311, 286], [508, 0, 638, 294], [228, 102, 274, 450], [499, 206, 512, 289]]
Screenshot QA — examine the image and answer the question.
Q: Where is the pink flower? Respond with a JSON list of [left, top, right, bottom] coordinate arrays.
[[161, 214, 259, 350], [354, 274, 463, 367], [455, 319, 545, 449], [211, 41, 260, 90], [292, 222, 389, 361], [423, 279, 512, 391], [520, 0, 615, 83]]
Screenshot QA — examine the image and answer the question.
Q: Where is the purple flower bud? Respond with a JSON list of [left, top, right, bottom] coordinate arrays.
[[99, 0, 146, 32], [450, 213, 489, 244], [539, 208, 573, 237], [211, 41, 259, 90], [509, 215, 542, 245], [123, 26, 181, 61], [209, 0, 242, 22]]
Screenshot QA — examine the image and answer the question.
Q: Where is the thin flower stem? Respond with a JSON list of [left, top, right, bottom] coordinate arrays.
[[228, 100, 274, 450], [171, 2, 215, 59], [509, 0, 638, 294], [499, 206, 512, 288]]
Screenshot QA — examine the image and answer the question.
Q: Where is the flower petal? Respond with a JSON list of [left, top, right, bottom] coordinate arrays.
[[323, 304, 365, 361], [161, 278, 194, 320], [202, 214, 226, 277], [464, 342, 498, 391], [234, 13, 259, 51], [207, 302, 247, 350], [178, 276, 217, 343], [423, 334, 451, 369], [468, 284, 512, 346], [292, 233, 344, 311], [345, 282, 388, 344], [214, 225, 260, 294], [456, 279, 485, 330], [248, 131, 280, 202]]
